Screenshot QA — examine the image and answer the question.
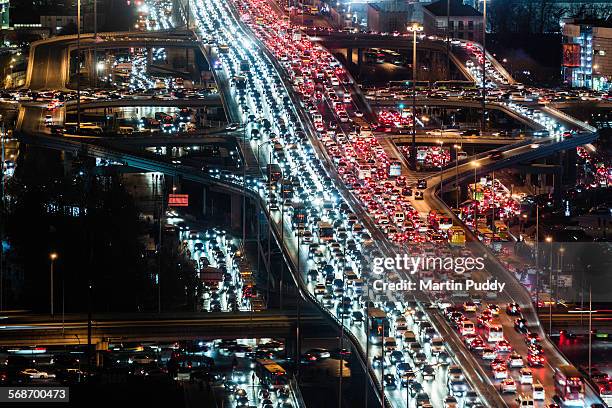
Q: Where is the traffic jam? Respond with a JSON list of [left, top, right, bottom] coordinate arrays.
[[189, 0, 495, 405], [186, 0, 604, 405]]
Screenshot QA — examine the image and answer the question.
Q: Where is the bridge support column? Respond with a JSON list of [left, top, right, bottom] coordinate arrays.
[[95, 341, 109, 368], [357, 48, 363, 66], [346, 48, 353, 64], [202, 186, 208, 216], [230, 193, 242, 232]]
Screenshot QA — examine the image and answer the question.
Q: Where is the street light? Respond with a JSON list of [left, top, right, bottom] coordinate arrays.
[[545, 236, 553, 333], [478, 0, 488, 133], [471, 161, 480, 190], [453, 144, 461, 208], [407, 22, 423, 170], [437, 140, 444, 194], [50, 252, 58, 316]]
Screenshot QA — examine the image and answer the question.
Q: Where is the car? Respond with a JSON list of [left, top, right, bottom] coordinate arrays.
[[314, 283, 326, 295], [514, 318, 528, 334], [372, 355, 387, 368], [20, 368, 56, 379], [421, 364, 436, 381], [436, 350, 451, 365], [399, 371, 416, 387], [489, 151, 503, 160], [524, 332, 540, 345], [493, 366, 508, 379], [507, 353, 524, 368], [307, 348, 331, 359], [386, 348, 403, 363], [414, 191, 424, 200], [417, 179, 427, 189], [443, 395, 458, 408], [463, 391, 480, 407], [495, 340, 512, 353], [481, 347, 497, 360], [519, 368, 533, 384], [506, 303, 521, 315], [447, 366, 464, 381], [351, 311, 364, 323], [526, 353, 544, 367], [383, 373, 397, 388], [463, 301, 477, 312], [500, 377, 517, 393], [448, 379, 468, 397]]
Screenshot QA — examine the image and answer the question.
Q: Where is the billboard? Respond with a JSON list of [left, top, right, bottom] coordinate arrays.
[[168, 194, 189, 207], [563, 44, 581, 67]]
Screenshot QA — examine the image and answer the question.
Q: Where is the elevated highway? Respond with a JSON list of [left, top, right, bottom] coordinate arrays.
[[64, 96, 223, 111], [25, 30, 196, 90], [0, 311, 328, 346], [372, 97, 547, 130]]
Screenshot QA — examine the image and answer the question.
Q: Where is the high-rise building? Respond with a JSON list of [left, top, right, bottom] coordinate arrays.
[[0, 0, 9, 29], [562, 18, 612, 91]]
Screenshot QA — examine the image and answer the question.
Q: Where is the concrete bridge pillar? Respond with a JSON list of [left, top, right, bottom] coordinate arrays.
[[357, 48, 363, 66], [202, 186, 208, 216], [230, 193, 242, 231], [95, 341, 109, 368], [346, 48, 353, 64]]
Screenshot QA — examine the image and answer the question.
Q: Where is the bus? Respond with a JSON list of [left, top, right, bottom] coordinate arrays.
[[317, 221, 334, 241], [448, 226, 466, 247], [367, 307, 389, 344], [255, 359, 288, 387], [553, 365, 584, 406], [484, 322, 504, 342], [477, 227, 494, 245], [433, 80, 477, 90]]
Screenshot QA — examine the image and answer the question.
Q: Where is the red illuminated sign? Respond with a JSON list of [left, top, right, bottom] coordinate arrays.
[[168, 194, 189, 207], [563, 44, 581, 67]]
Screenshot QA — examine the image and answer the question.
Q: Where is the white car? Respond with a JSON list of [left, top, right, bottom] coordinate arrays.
[[519, 368, 533, 384], [507, 353, 524, 368], [314, 284, 326, 296], [20, 368, 55, 379]]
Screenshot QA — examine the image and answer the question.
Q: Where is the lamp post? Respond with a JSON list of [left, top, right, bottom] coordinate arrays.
[[437, 140, 444, 194], [545, 236, 553, 334], [471, 161, 480, 191], [479, 0, 488, 133], [50, 253, 58, 316], [408, 22, 423, 169], [454, 144, 461, 208], [76, 0, 81, 130]]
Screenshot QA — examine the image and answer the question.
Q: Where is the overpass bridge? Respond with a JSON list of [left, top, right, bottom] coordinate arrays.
[[0, 311, 328, 346], [64, 96, 223, 111], [372, 97, 547, 130], [25, 30, 197, 91]]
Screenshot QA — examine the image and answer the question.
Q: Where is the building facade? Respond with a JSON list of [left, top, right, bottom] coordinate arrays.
[[423, 0, 483, 42], [562, 19, 612, 91], [0, 0, 9, 29], [367, 2, 412, 34]]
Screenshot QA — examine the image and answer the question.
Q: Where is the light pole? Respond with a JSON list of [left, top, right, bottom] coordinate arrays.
[[545, 236, 553, 334], [471, 161, 480, 194], [408, 22, 423, 169], [50, 253, 58, 316], [77, 0, 81, 130], [535, 203, 540, 307], [454, 144, 461, 208], [437, 140, 444, 194], [491, 170, 495, 231], [479, 0, 488, 133]]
